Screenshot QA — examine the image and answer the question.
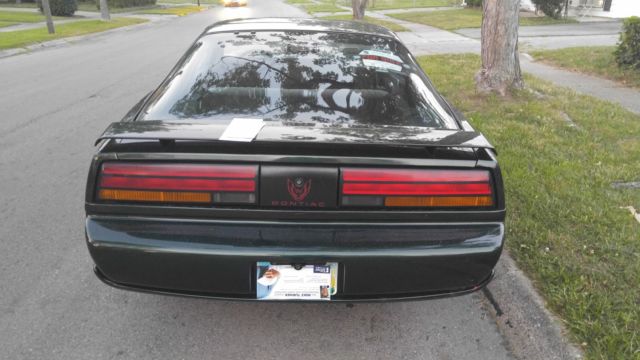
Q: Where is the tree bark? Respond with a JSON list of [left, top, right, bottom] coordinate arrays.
[[41, 0, 55, 34], [475, 0, 524, 96], [99, 0, 111, 21], [352, 0, 368, 20]]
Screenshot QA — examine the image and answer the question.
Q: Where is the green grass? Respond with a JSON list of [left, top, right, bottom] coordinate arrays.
[[390, 8, 577, 30], [75, 3, 161, 12], [338, 0, 454, 10], [0, 20, 17, 27], [0, 2, 38, 8], [0, 10, 58, 23], [0, 17, 147, 50], [158, 0, 218, 4], [139, 5, 204, 15], [530, 46, 640, 89], [301, 1, 345, 13], [417, 53, 639, 360], [320, 14, 408, 31]]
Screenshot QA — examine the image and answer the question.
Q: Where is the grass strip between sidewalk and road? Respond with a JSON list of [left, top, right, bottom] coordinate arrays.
[[530, 46, 640, 89], [320, 14, 408, 32], [0, 10, 61, 23], [0, 17, 147, 50], [0, 20, 18, 28], [139, 5, 205, 16], [75, 3, 162, 13], [391, 8, 577, 30], [417, 54, 639, 360]]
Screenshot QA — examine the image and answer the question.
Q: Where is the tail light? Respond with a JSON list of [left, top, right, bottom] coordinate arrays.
[[96, 162, 257, 205], [340, 168, 494, 208]]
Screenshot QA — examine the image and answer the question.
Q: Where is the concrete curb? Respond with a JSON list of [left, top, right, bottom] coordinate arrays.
[[482, 252, 584, 360]]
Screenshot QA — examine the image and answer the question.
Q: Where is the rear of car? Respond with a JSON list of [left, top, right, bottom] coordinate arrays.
[[85, 18, 505, 301]]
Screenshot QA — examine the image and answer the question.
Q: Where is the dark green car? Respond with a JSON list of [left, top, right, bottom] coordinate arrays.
[[85, 18, 505, 301]]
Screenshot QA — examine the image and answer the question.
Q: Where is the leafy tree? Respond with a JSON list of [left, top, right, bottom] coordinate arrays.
[[37, 0, 77, 16], [615, 16, 640, 69]]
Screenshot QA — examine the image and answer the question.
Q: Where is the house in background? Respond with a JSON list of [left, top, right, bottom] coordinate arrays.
[[570, 0, 640, 17], [520, 0, 639, 18]]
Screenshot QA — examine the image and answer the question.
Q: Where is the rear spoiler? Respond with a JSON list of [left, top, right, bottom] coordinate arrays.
[[96, 121, 495, 150]]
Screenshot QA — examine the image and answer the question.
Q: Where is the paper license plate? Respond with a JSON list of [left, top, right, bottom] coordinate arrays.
[[256, 262, 338, 300]]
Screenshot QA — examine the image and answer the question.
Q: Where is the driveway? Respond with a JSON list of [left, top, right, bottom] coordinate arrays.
[[0, 3, 518, 359]]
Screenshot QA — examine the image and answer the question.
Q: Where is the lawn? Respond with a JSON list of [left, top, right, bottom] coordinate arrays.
[[530, 46, 640, 89], [391, 8, 577, 30], [0, 10, 60, 23], [75, 3, 161, 12], [139, 5, 204, 15], [338, 0, 454, 10], [320, 14, 408, 31], [0, 21, 17, 28], [301, 1, 345, 13], [158, 0, 218, 4], [417, 53, 639, 359], [0, 2, 37, 8], [0, 17, 147, 50]]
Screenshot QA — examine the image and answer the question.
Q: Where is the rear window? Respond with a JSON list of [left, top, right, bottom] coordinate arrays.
[[141, 30, 458, 129]]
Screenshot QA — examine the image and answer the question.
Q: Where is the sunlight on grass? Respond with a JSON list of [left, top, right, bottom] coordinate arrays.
[[320, 14, 408, 31], [140, 5, 205, 15], [418, 53, 639, 360], [0, 10, 59, 23], [391, 8, 577, 30], [0, 17, 148, 50], [530, 46, 640, 89]]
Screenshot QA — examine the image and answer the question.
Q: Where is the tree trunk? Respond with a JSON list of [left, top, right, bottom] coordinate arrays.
[[475, 0, 524, 96], [41, 0, 55, 34], [99, 0, 111, 21], [352, 0, 368, 20]]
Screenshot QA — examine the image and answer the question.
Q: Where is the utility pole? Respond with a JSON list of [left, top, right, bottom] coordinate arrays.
[[564, 0, 570, 18], [41, 0, 55, 34], [100, 0, 111, 21]]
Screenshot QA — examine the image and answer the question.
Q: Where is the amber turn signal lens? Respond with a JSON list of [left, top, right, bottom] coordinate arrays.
[[384, 196, 493, 207], [99, 189, 211, 203]]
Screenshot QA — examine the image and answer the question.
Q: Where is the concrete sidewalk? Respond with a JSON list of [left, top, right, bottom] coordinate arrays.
[[455, 20, 622, 50], [359, 11, 640, 114]]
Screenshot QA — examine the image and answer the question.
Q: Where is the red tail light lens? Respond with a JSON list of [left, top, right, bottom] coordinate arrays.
[[341, 168, 494, 208], [97, 162, 257, 205]]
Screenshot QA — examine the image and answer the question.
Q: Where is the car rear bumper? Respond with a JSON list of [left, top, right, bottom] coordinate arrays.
[[86, 216, 504, 301]]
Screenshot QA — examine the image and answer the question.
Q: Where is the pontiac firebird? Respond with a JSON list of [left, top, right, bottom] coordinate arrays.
[[84, 18, 505, 301]]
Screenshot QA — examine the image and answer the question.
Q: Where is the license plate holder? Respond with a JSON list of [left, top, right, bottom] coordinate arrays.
[[256, 262, 338, 300]]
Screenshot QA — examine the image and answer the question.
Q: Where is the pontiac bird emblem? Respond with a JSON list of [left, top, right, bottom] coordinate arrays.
[[287, 177, 312, 201]]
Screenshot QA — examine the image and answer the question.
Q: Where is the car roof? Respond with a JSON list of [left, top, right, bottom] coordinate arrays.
[[202, 17, 399, 40]]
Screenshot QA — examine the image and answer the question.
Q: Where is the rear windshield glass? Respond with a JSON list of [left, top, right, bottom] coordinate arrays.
[[141, 31, 458, 129]]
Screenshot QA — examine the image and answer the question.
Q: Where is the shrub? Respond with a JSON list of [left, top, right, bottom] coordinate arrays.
[[107, 0, 156, 8], [532, 0, 564, 19], [465, 0, 481, 7], [37, 0, 77, 16], [615, 16, 640, 69]]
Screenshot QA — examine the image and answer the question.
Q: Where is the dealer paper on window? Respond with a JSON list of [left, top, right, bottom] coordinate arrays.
[[219, 118, 264, 142], [256, 262, 337, 300]]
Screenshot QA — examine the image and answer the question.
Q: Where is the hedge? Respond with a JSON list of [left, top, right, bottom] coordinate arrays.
[[615, 16, 640, 69]]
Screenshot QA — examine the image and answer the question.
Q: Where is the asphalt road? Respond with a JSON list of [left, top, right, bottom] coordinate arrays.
[[0, 2, 513, 359]]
